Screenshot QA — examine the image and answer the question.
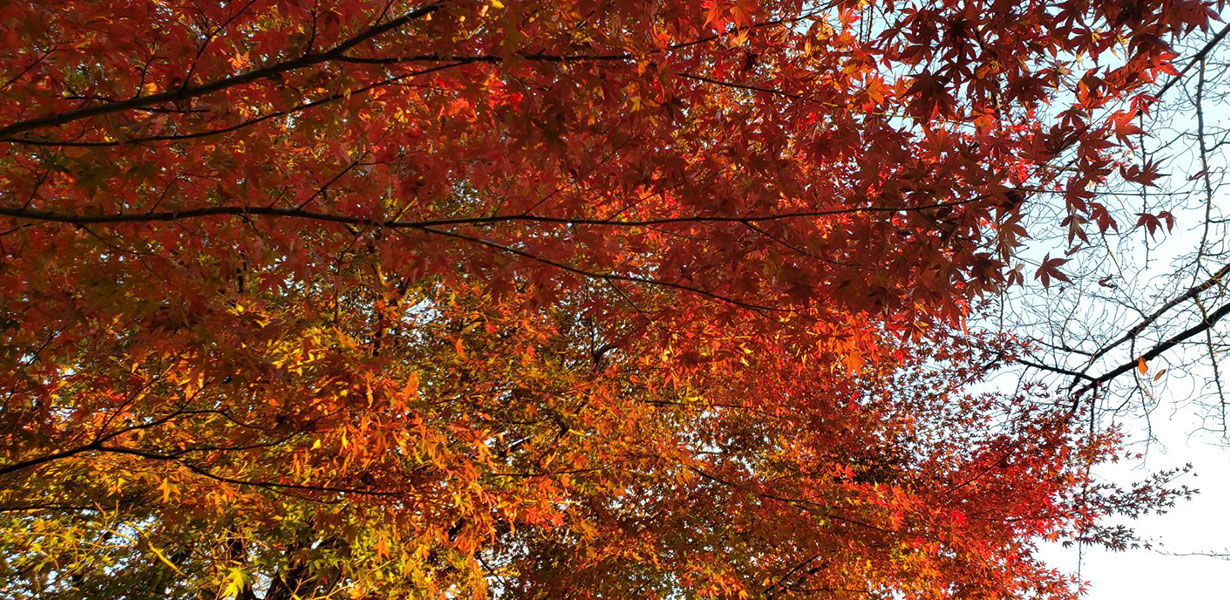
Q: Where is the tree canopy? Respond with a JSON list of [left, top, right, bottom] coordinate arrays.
[[0, 0, 1215, 598]]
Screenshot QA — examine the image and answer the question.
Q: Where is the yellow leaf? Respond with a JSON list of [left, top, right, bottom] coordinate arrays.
[[404, 372, 419, 398], [312, 439, 322, 450], [222, 567, 247, 599]]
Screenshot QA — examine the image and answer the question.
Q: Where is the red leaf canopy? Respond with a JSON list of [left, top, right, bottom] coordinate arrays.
[[0, 0, 1206, 597]]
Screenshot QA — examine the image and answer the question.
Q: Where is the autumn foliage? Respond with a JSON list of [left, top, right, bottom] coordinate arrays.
[[0, 0, 1212, 598]]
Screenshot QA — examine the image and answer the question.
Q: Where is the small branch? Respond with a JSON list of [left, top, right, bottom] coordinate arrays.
[[1156, 20, 1230, 98], [1011, 355, 1097, 382]]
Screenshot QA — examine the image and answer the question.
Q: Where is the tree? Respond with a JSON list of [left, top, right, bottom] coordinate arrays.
[[0, 0, 1212, 598], [998, 14, 1230, 439]]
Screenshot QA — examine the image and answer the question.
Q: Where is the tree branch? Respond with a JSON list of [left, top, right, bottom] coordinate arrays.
[[1075, 300, 1230, 400], [1156, 20, 1230, 98], [0, 198, 977, 229], [0, 2, 445, 139]]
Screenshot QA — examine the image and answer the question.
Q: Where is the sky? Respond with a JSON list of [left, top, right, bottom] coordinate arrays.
[[1038, 406, 1230, 598]]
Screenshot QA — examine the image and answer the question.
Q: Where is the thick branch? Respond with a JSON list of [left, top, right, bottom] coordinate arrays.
[[1076, 300, 1230, 399], [0, 3, 444, 139], [1073, 260, 1230, 385], [2, 62, 476, 147], [0, 199, 975, 229]]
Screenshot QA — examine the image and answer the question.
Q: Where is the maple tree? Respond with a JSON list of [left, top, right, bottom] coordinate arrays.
[[0, 0, 1215, 598]]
